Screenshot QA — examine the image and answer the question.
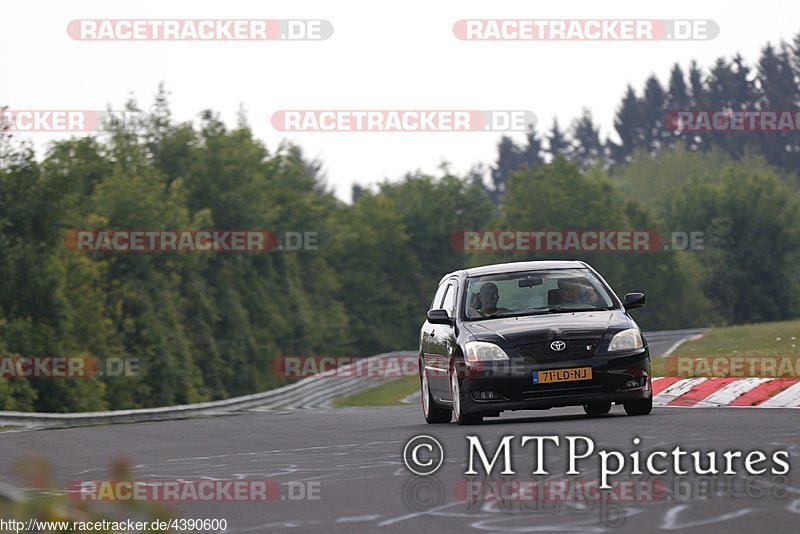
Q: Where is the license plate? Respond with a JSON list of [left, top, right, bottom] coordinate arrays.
[[533, 367, 592, 384]]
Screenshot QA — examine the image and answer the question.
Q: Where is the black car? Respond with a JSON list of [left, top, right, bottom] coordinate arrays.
[[419, 260, 651, 425]]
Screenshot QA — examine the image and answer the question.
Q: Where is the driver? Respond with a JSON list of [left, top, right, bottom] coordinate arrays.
[[477, 282, 509, 317]]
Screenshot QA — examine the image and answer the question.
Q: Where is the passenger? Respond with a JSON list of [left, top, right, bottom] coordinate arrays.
[[581, 282, 605, 308], [557, 278, 582, 304]]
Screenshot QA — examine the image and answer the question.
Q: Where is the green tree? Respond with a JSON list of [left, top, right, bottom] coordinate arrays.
[[494, 158, 716, 329], [667, 164, 800, 323]]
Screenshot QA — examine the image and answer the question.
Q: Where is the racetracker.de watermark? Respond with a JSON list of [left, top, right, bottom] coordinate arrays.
[[453, 478, 667, 504], [450, 475, 789, 506], [0, 356, 138, 378], [67, 19, 333, 40], [668, 356, 800, 378], [64, 230, 319, 252], [271, 110, 536, 132], [450, 230, 704, 252], [272, 355, 417, 378], [453, 19, 719, 41], [665, 110, 800, 132], [67, 480, 320, 502], [0, 110, 147, 132]]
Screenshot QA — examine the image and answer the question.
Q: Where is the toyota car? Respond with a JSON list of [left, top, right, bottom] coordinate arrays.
[[419, 260, 651, 424]]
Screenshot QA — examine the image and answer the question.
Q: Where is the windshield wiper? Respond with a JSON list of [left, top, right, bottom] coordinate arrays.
[[547, 306, 610, 313], [494, 310, 553, 319], [471, 309, 552, 320]]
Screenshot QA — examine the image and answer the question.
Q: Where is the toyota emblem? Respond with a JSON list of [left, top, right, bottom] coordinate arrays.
[[550, 340, 566, 351]]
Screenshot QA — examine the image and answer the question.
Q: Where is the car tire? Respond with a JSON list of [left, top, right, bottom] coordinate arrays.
[[421, 366, 451, 424], [623, 397, 653, 416], [450, 364, 482, 425], [583, 402, 612, 415]]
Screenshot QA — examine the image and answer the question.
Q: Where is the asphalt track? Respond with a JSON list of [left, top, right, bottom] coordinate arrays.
[[643, 329, 706, 359], [2, 403, 798, 533], [4, 327, 796, 534]]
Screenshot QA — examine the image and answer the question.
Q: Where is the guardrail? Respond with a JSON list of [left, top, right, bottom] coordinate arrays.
[[0, 329, 713, 430], [0, 351, 417, 429]]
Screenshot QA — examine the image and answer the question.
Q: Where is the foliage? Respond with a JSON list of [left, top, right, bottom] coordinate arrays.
[[4, 31, 800, 410]]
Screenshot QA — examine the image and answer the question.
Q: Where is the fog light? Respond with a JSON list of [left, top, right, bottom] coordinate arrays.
[[623, 376, 646, 389], [473, 391, 504, 400]]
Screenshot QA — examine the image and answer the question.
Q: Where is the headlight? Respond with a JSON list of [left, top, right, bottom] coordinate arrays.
[[465, 341, 510, 362], [608, 329, 643, 352]]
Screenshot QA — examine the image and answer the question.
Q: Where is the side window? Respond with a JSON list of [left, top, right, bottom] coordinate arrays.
[[430, 282, 448, 311], [441, 282, 457, 315]]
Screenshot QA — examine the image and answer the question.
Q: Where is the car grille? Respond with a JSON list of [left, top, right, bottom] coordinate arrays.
[[515, 339, 599, 363]]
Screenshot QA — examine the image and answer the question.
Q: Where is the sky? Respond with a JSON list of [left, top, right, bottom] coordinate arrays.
[[4, 1, 800, 201]]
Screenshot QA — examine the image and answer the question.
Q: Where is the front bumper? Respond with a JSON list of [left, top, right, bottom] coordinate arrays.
[[457, 348, 651, 415]]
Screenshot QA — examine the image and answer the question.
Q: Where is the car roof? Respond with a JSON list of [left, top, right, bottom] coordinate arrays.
[[440, 260, 589, 283]]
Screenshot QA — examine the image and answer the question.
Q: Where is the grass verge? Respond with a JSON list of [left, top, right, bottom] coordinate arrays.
[[334, 321, 800, 389], [653, 320, 800, 377], [332, 377, 419, 407]]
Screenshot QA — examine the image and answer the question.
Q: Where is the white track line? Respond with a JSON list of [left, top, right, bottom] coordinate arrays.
[[660, 332, 705, 358]]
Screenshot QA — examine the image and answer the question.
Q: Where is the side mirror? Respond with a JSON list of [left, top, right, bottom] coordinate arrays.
[[623, 293, 646, 310], [427, 309, 453, 325]]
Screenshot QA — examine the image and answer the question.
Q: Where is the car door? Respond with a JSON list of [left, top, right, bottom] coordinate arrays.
[[427, 279, 459, 401], [422, 281, 449, 393]]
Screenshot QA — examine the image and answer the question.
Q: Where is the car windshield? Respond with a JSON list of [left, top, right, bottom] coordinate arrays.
[[464, 268, 616, 320]]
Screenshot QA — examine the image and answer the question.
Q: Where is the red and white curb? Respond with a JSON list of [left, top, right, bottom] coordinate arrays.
[[653, 377, 800, 408]]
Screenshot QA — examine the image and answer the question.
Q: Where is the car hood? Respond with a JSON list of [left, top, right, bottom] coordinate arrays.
[[463, 310, 632, 346]]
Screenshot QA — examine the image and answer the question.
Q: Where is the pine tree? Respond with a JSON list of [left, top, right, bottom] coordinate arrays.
[[688, 60, 707, 108], [667, 64, 691, 110], [611, 86, 644, 163], [688, 61, 707, 150], [757, 42, 800, 171], [758, 43, 796, 109], [730, 54, 756, 110], [568, 109, 606, 169], [351, 184, 365, 203], [702, 55, 756, 158], [523, 128, 545, 168], [490, 136, 523, 203], [643, 75, 668, 151], [547, 119, 570, 160], [666, 64, 691, 146], [707, 57, 736, 109]]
